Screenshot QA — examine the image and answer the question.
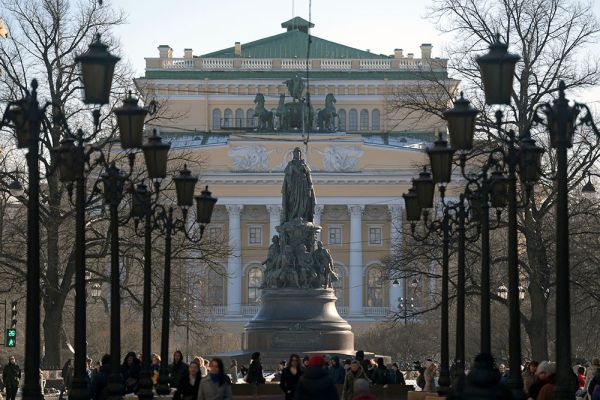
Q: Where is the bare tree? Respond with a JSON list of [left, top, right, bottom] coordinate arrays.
[[387, 0, 600, 361]]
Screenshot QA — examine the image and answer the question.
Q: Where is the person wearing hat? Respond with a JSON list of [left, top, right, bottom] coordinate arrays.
[[294, 355, 339, 400], [302, 355, 310, 371], [245, 352, 266, 385]]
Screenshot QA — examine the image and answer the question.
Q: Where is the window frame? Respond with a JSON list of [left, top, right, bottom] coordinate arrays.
[[372, 109, 381, 130], [348, 109, 358, 131], [247, 224, 263, 246], [328, 224, 343, 246], [247, 265, 264, 304], [365, 266, 385, 307], [212, 108, 221, 130], [368, 224, 383, 246], [360, 109, 369, 131]]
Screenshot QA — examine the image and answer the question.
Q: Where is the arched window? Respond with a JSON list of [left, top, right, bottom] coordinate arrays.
[[366, 266, 384, 307], [247, 266, 264, 304], [348, 109, 358, 131], [360, 109, 369, 131], [202, 266, 225, 306], [212, 109, 221, 130], [223, 108, 233, 128], [247, 108, 255, 128], [338, 109, 346, 131], [372, 109, 381, 130], [235, 108, 244, 128], [332, 264, 346, 306]]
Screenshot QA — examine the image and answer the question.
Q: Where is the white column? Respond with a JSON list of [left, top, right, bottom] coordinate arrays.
[[313, 205, 324, 240], [388, 204, 404, 312], [226, 205, 243, 315], [348, 205, 364, 316], [266, 205, 281, 240]]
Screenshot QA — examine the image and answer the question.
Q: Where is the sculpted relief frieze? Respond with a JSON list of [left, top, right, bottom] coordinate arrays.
[[316, 145, 364, 172], [228, 145, 273, 172]]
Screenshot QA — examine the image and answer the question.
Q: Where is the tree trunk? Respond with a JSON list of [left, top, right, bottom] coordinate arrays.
[[42, 294, 65, 369], [524, 281, 550, 361]]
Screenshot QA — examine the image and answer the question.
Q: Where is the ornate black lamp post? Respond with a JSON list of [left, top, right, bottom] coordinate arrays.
[[529, 81, 598, 400], [155, 167, 217, 395], [0, 79, 49, 400], [476, 35, 544, 400]]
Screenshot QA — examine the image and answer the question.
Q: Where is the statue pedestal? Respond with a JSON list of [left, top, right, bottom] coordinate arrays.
[[242, 288, 354, 355]]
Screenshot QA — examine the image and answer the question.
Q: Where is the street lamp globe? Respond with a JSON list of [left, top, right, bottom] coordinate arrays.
[[91, 283, 102, 300], [443, 92, 479, 151], [75, 34, 120, 105], [582, 173, 596, 199], [7, 178, 23, 197], [195, 186, 218, 225], [517, 137, 545, 184], [8, 103, 36, 149], [54, 137, 85, 182], [142, 130, 171, 180], [544, 82, 579, 149], [402, 186, 422, 222], [114, 92, 149, 149], [427, 134, 455, 184], [413, 167, 435, 209], [131, 182, 150, 220], [497, 285, 508, 300], [101, 163, 125, 205], [490, 169, 509, 208], [476, 34, 520, 106], [173, 164, 198, 209]]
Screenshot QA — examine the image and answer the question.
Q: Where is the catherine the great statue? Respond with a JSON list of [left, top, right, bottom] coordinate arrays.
[[282, 147, 316, 223]]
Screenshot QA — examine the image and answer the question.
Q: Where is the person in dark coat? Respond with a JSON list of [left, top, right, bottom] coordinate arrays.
[[91, 354, 111, 400], [460, 353, 514, 400], [121, 352, 141, 394], [388, 362, 406, 385], [370, 357, 389, 386], [294, 355, 339, 400], [245, 352, 265, 385], [3, 356, 21, 400], [174, 361, 201, 400], [169, 350, 188, 390], [329, 356, 345, 385], [280, 354, 302, 400]]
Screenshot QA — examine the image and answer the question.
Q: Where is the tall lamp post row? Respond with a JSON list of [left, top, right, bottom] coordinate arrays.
[[402, 35, 547, 399], [1, 33, 217, 400]]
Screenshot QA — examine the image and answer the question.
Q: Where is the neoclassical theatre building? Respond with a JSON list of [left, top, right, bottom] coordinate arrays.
[[136, 17, 456, 331]]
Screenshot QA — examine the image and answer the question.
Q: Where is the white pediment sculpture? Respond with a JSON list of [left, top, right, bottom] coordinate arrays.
[[316, 145, 364, 172], [228, 145, 273, 172]]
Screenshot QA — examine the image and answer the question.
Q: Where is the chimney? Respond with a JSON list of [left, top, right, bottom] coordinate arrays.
[[184, 48, 193, 59], [407, 53, 414, 59], [394, 48, 404, 58], [234, 42, 241, 57], [158, 45, 173, 59], [420, 43, 433, 59]]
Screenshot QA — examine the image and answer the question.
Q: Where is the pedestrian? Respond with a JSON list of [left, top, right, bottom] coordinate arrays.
[[272, 361, 285, 382], [423, 360, 437, 392], [302, 356, 310, 371], [370, 357, 389, 386], [2, 356, 20, 400], [529, 361, 556, 400], [60, 358, 74, 399], [576, 366, 587, 398], [352, 378, 376, 400], [499, 363, 509, 386], [329, 356, 345, 385], [587, 360, 600, 397], [294, 355, 339, 400], [194, 356, 207, 378], [151, 354, 161, 386], [197, 358, 232, 400], [280, 354, 302, 400], [342, 360, 368, 400], [462, 353, 513, 400], [388, 362, 406, 385], [121, 351, 141, 394], [170, 350, 188, 390], [523, 361, 539, 395], [174, 361, 202, 400], [229, 360, 238, 384], [343, 359, 352, 373], [245, 352, 265, 385], [90, 354, 111, 400]]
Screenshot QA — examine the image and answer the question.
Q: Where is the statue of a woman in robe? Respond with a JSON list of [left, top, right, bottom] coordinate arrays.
[[282, 147, 316, 223]]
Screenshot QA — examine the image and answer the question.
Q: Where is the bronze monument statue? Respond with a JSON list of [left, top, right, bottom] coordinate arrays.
[[282, 147, 316, 223]]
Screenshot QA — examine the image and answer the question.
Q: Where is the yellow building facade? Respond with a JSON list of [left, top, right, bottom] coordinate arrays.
[[136, 17, 456, 330]]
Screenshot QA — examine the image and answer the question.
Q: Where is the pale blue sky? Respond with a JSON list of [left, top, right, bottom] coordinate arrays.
[[113, 0, 600, 103]]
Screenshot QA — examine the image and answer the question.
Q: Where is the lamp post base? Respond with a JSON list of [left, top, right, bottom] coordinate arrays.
[[68, 377, 90, 400], [155, 372, 170, 396], [136, 373, 154, 400], [106, 372, 124, 400]]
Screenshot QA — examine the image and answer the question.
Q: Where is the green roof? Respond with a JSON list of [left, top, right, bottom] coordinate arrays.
[[200, 19, 390, 60], [144, 69, 449, 81]]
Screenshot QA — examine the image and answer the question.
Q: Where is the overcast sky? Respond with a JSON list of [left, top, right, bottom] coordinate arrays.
[[114, 0, 600, 103]]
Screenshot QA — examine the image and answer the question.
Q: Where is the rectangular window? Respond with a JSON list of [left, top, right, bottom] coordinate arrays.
[[368, 226, 383, 245], [248, 225, 263, 245], [208, 226, 223, 239], [328, 226, 342, 245]]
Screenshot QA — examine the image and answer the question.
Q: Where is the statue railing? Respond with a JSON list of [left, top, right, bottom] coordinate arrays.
[[152, 57, 446, 72]]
